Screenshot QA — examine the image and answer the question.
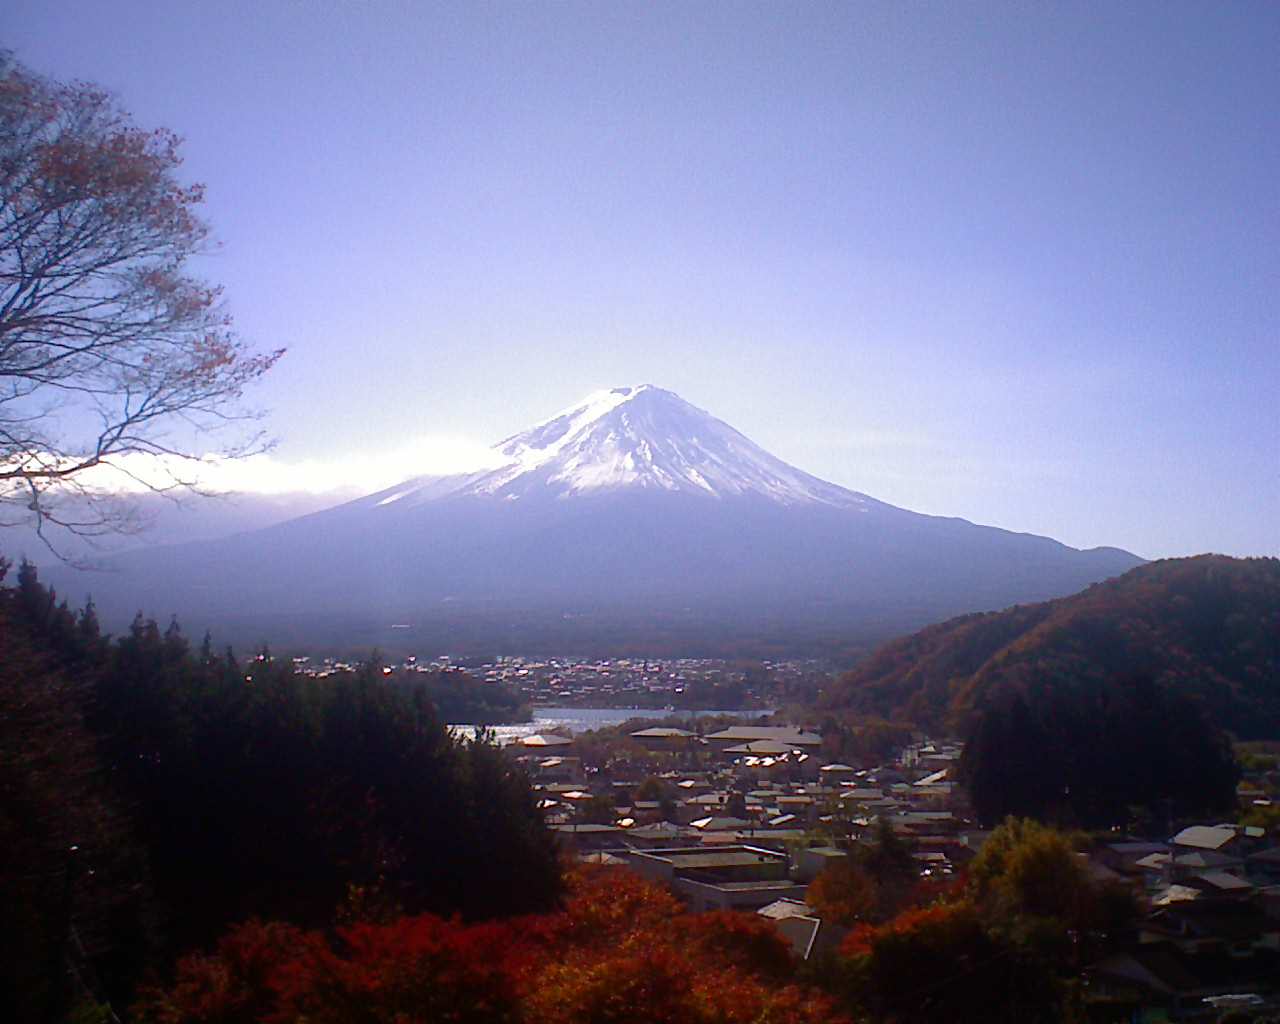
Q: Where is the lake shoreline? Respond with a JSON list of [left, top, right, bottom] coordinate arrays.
[[449, 705, 774, 741]]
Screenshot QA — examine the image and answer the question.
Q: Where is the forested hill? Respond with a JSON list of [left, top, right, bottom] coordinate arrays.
[[821, 555, 1280, 738], [0, 558, 560, 1021]]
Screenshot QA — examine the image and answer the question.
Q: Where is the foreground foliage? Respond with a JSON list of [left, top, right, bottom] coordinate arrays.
[[136, 820, 1137, 1024], [822, 818, 1137, 1023], [0, 560, 561, 1020], [0, 562, 148, 1022], [806, 818, 919, 926], [137, 866, 847, 1024]]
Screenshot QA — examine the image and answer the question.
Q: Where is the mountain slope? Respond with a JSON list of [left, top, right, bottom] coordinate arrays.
[[345, 385, 875, 509], [821, 555, 1280, 737], [42, 385, 1144, 652]]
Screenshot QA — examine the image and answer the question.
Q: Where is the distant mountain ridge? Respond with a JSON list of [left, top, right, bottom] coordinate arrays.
[[821, 555, 1280, 737], [41, 386, 1144, 651]]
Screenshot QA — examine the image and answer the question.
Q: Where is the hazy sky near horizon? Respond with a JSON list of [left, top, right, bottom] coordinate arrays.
[[9, 1, 1278, 559]]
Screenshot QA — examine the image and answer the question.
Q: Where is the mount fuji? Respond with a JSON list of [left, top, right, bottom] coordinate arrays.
[[52, 386, 1143, 653], [357, 385, 877, 509]]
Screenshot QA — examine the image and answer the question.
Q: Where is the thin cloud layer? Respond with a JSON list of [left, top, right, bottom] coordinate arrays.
[[73, 437, 509, 497]]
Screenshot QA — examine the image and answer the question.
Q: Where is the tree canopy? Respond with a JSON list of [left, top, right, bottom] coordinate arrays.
[[136, 866, 845, 1024], [0, 54, 282, 551], [822, 555, 1280, 738], [0, 562, 562, 1017], [959, 674, 1240, 828]]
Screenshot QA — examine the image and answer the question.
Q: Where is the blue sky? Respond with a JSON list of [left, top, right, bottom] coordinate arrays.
[[9, 1, 1278, 558]]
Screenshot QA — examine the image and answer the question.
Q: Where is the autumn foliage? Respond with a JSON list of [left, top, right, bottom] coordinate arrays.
[[822, 554, 1279, 739], [806, 858, 878, 927], [1, 54, 283, 549], [822, 818, 1138, 1023], [137, 866, 848, 1024], [833, 900, 1069, 1024]]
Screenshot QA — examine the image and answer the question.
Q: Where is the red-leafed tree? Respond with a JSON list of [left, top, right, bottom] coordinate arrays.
[[137, 866, 851, 1024], [837, 902, 1067, 1023], [0, 53, 282, 554], [807, 858, 879, 928]]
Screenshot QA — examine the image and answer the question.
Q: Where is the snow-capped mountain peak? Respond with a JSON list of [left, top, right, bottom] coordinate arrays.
[[71, 386, 1145, 645], [356, 385, 876, 511], [465, 385, 869, 506], [498, 386, 650, 471]]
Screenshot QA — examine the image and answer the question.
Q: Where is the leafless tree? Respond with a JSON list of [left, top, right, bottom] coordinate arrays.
[[0, 54, 282, 558]]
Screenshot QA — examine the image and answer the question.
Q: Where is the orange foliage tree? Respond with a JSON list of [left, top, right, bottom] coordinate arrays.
[[836, 900, 1069, 1023], [807, 858, 878, 928], [137, 865, 850, 1024]]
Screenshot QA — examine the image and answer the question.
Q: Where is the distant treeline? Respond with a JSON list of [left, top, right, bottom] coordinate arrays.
[[0, 558, 561, 1023], [396, 666, 532, 724], [135, 602, 908, 666]]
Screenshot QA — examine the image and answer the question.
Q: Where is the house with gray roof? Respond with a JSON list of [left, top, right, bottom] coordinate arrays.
[[757, 898, 849, 961]]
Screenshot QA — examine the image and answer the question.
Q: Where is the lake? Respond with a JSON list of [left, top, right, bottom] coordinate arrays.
[[449, 706, 773, 742]]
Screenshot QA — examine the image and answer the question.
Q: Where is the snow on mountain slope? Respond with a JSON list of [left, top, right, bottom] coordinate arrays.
[[362, 385, 876, 510], [50, 384, 1146, 643]]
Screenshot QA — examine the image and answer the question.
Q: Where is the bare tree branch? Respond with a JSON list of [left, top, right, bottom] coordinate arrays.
[[0, 53, 283, 558]]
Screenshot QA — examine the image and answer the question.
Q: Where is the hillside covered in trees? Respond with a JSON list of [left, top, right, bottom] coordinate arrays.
[[0, 559, 560, 1021], [821, 555, 1280, 738]]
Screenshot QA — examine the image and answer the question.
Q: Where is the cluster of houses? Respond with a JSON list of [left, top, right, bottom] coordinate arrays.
[[518, 726, 963, 864], [1085, 824, 1280, 1020], [290, 652, 828, 704], [505, 724, 1280, 1021], [431, 654, 825, 705], [513, 727, 969, 913]]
